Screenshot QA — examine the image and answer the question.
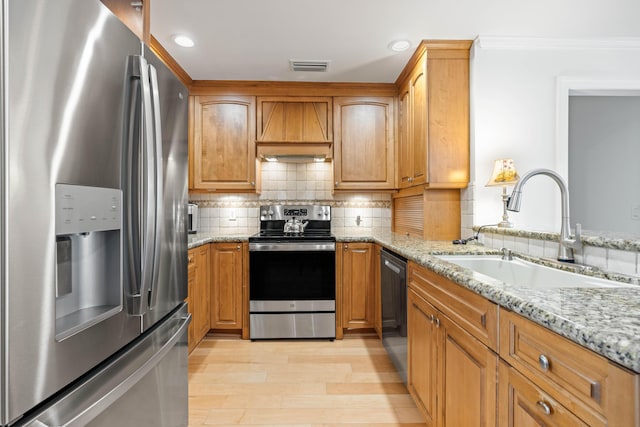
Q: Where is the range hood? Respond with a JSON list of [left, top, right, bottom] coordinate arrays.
[[256, 144, 332, 163]]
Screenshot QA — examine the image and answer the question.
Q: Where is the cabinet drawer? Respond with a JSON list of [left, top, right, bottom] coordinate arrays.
[[500, 309, 639, 425], [408, 262, 498, 350], [499, 361, 595, 427]]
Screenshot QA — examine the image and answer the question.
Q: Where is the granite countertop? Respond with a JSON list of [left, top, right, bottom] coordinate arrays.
[[188, 230, 256, 249], [190, 229, 640, 373]]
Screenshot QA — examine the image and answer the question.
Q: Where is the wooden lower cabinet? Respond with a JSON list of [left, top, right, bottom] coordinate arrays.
[[499, 361, 589, 427], [210, 242, 244, 331], [500, 309, 639, 427], [187, 244, 211, 353], [373, 245, 382, 338], [406, 263, 640, 427], [186, 254, 196, 353], [408, 287, 497, 427], [338, 242, 375, 331]]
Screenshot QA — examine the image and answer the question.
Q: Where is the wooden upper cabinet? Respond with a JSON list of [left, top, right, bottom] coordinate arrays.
[[190, 95, 258, 192], [333, 97, 395, 190], [100, 0, 149, 42], [396, 40, 471, 189], [257, 97, 332, 143]]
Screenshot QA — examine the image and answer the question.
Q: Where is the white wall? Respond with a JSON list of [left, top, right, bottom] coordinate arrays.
[[471, 37, 640, 233]]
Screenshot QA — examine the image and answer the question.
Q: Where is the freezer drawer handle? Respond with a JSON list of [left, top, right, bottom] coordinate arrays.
[[28, 314, 191, 427]]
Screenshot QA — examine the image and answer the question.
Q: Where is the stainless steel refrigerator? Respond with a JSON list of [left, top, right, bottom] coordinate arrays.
[[0, 0, 190, 425]]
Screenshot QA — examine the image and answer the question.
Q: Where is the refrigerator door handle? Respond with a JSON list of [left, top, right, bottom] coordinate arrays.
[[147, 64, 163, 310], [123, 55, 156, 317], [26, 313, 191, 427], [138, 54, 156, 317]]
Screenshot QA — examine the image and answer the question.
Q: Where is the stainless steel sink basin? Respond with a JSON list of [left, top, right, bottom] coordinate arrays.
[[436, 254, 635, 289]]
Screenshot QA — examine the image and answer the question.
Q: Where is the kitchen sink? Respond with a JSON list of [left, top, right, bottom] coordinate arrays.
[[436, 254, 635, 289]]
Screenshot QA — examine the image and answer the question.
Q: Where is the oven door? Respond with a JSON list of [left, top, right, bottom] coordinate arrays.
[[249, 242, 336, 302], [249, 241, 336, 339]]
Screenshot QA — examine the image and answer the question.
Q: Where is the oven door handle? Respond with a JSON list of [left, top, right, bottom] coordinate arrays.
[[249, 242, 336, 252]]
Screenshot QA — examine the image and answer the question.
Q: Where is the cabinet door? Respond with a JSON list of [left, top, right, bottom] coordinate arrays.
[[341, 243, 374, 330], [410, 57, 428, 187], [398, 81, 413, 188], [373, 245, 382, 339], [194, 244, 211, 342], [191, 95, 257, 191], [498, 362, 590, 427], [211, 243, 244, 330], [333, 97, 395, 190], [439, 313, 497, 427], [100, 0, 148, 41], [187, 250, 197, 353], [407, 288, 438, 426]]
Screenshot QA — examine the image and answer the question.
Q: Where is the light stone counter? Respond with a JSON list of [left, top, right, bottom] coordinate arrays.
[[187, 229, 256, 249], [190, 228, 640, 373], [336, 229, 640, 374]]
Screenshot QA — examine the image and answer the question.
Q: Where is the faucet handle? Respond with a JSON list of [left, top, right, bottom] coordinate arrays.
[[574, 222, 582, 248]]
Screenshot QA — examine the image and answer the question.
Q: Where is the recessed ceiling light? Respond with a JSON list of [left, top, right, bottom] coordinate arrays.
[[389, 40, 411, 52], [173, 34, 195, 48]]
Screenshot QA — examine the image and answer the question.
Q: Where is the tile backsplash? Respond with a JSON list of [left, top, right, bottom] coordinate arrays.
[[189, 161, 392, 235]]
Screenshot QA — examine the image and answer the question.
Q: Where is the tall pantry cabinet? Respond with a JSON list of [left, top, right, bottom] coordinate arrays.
[[394, 40, 471, 240]]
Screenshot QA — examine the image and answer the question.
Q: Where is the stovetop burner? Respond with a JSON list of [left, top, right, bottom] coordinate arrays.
[[250, 204, 333, 242], [249, 229, 335, 242]]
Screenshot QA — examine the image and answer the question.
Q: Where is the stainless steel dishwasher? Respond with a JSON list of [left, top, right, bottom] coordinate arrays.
[[380, 249, 408, 384]]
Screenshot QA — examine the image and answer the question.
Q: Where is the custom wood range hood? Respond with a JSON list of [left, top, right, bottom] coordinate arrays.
[[255, 96, 333, 162]]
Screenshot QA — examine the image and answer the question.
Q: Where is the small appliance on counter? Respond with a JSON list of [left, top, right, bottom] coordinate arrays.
[[188, 203, 199, 234]]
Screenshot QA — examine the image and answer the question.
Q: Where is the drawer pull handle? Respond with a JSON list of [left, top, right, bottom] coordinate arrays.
[[538, 354, 550, 371], [591, 382, 602, 403], [429, 314, 436, 323], [434, 317, 441, 328], [536, 400, 552, 416]]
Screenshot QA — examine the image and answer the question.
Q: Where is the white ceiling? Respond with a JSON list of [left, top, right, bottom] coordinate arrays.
[[151, 0, 640, 83]]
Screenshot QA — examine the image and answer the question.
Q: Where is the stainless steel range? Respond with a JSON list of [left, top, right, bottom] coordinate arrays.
[[249, 205, 336, 340]]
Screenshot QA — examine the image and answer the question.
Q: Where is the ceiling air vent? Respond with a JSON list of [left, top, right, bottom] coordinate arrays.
[[289, 59, 331, 72]]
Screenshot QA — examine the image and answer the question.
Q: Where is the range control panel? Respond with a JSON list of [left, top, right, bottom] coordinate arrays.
[[55, 184, 122, 235], [259, 205, 331, 221]]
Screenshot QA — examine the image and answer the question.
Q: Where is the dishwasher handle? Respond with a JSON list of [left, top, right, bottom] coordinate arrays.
[[384, 259, 402, 275]]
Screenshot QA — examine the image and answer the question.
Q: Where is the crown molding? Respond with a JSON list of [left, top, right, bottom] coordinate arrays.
[[475, 35, 640, 50]]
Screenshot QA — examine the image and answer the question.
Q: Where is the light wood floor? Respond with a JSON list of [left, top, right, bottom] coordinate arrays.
[[188, 335, 426, 426]]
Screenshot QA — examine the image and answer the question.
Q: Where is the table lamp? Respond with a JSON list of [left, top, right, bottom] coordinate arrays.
[[486, 158, 519, 228]]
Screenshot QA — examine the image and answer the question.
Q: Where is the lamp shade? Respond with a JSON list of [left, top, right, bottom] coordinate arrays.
[[486, 158, 519, 187]]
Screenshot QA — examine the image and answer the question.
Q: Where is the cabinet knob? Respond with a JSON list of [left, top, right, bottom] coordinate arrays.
[[434, 317, 440, 328], [335, 181, 339, 186], [538, 354, 550, 371], [251, 181, 255, 187], [344, 244, 348, 251], [236, 245, 241, 251], [408, 177, 413, 183], [536, 400, 552, 416]]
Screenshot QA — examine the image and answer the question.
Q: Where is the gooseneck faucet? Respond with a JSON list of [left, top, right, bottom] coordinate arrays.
[[506, 168, 582, 262]]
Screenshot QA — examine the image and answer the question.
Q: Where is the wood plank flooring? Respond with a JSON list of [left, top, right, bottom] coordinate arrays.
[[188, 336, 426, 426]]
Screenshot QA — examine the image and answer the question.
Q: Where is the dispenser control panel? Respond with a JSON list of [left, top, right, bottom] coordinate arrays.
[[55, 184, 122, 235]]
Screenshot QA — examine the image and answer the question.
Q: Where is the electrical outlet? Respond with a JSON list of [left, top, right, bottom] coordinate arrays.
[[632, 204, 640, 221]]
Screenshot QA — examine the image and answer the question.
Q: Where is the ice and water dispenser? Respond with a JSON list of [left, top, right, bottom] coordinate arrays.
[[55, 184, 123, 341]]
